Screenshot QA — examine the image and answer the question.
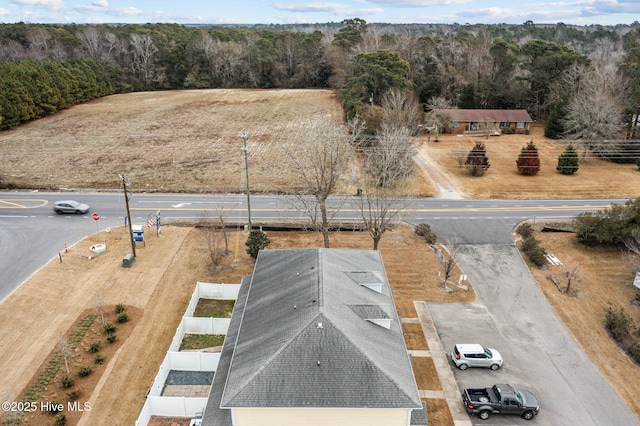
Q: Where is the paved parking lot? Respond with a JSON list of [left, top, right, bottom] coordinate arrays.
[[427, 244, 639, 426]]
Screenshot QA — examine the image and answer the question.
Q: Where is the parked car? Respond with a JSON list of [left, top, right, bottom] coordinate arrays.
[[462, 383, 540, 420], [451, 343, 503, 370], [53, 200, 90, 214]]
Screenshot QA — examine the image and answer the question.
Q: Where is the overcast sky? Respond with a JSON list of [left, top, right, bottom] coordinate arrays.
[[0, 0, 638, 26]]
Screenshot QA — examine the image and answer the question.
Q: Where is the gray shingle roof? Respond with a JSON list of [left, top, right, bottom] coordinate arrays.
[[214, 248, 421, 411]]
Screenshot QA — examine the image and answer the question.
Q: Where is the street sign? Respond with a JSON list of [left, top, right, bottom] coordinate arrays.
[[92, 213, 100, 221]]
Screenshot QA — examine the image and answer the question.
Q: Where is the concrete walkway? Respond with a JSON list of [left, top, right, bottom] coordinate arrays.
[[412, 301, 473, 426]]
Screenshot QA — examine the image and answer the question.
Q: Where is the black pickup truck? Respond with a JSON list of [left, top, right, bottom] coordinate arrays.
[[462, 383, 540, 420]]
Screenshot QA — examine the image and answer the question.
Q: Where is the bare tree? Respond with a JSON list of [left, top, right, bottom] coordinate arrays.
[[433, 237, 460, 291], [563, 90, 624, 160], [95, 289, 105, 324], [381, 89, 423, 134], [425, 96, 453, 141], [359, 182, 406, 250], [130, 34, 158, 90], [363, 123, 416, 187], [287, 120, 361, 248], [198, 210, 225, 270], [77, 26, 103, 59], [563, 264, 580, 293], [57, 337, 73, 375]]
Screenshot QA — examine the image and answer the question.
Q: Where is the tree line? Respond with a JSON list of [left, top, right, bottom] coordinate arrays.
[[0, 20, 639, 138]]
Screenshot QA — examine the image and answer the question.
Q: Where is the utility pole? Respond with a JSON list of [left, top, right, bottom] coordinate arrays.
[[120, 174, 136, 257], [241, 132, 252, 230]]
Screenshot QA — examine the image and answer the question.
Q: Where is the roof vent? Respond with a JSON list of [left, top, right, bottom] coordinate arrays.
[[317, 322, 323, 329]]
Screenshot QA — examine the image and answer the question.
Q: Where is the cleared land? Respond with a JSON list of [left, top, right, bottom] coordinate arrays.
[[1, 89, 639, 425]]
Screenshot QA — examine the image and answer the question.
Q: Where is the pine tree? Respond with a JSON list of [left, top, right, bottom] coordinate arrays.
[[464, 142, 490, 176], [516, 140, 541, 175], [557, 143, 579, 175]]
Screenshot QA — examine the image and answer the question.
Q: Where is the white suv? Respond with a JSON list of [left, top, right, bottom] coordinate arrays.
[[451, 343, 503, 370]]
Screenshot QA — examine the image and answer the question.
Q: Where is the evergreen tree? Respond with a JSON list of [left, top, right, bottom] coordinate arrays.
[[545, 98, 567, 139], [556, 143, 579, 175], [516, 140, 541, 175], [464, 142, 490, 176], [245, 229, 270, 259]]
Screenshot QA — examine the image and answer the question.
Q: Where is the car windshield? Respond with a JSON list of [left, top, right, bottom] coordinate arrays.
[[484, 347, 492, 357], [68, 201, 80, 207], [514, 388, 524, 405]]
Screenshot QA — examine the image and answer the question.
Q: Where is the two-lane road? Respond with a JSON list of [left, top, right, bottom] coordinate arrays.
[[0, 191, 623, 301]]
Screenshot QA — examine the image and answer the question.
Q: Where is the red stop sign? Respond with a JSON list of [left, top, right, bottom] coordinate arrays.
[[92, 213, 100, 221]]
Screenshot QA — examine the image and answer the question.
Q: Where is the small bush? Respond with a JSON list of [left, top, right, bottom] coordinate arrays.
[[604, 307, 635, 343], [414, 223, 437, 244], [116, 312, 128, 323], [77, 366, 92, 377], [103, 322, 116, 334], [67, 390, 81, 401], [60, 375, 74, 389], [516, 223, 535, 239], [94, 354, 106, 364], [521, 236, 547, 267], [55, 414, 67, 425], [626, 342, 640, 365], [114, 303, 126, 314], [106, 333, 117, 343], [89, 342, 101, 353]]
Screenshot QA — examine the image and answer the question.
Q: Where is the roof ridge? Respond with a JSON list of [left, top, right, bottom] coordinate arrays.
[[222, 312, 327, 405]]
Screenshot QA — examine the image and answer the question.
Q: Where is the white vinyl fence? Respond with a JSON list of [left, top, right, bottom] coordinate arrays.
[[136, 282, 240, 426]]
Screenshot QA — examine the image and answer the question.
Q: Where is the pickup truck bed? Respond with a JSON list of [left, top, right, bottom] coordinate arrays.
[[462, 384, 540, 421]]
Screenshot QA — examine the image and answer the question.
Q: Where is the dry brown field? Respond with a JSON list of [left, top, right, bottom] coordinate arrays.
[[1, 89, 640, 425], [420, 124, 640, 199]]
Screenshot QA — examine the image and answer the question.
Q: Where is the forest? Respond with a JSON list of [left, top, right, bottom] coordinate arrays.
[[0, 19, 639, 142]]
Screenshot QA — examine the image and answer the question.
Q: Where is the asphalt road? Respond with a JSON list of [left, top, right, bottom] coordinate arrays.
[[1, 191, 638, 425], [429, 244, 639, 426]]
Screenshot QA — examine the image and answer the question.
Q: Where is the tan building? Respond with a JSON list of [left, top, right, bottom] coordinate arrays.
[[202, 249, 425, 426], [433, 109, 533, 135]]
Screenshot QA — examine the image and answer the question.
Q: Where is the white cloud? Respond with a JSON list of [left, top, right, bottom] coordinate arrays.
[[10, 0, 64, 11], [365, 0, 471, 6], [92, 0, 109, 7]]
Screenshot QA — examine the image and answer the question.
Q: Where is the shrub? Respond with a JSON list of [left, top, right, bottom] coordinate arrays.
[[60, 375, 74, 389], [557, 144, 579, 175], [116, 312, 128, 323], [521, 236, 547, 267], [114, 303, 126, 314], [414, 223, 437, 244], [515, 223, 535, 239], [55, 414, 67, 425], [67, 390, 81, 401], [464, 142, 490, 176], [103, 322, 116, 334], [516, 140, 541, 175], [94, 354, 106, 364], [604, 307, 635, 343], [245, 230, 270, 259], [626, 342, 640, 365], [106, 333, 117, 343], [89, 342, 101, 353], [77, 366, 92, 377]]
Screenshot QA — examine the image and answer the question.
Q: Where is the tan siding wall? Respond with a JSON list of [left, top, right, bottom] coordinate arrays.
[[233, 407, 411, 426]]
